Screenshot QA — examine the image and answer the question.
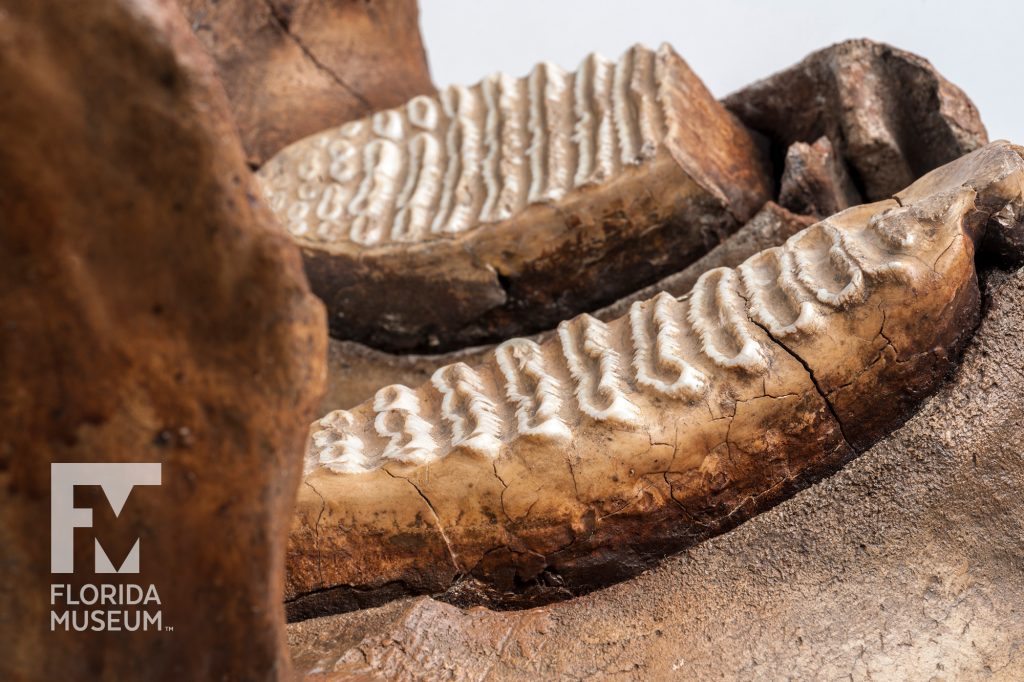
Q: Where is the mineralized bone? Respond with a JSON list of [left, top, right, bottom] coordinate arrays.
[[320, 202, 814, 412], [260, 43, 771, 352], [779, 136, 862, 218], [724, 39, 987, 201], [0, 0, 325, 678], [289, 265, 1024, 680], [287, 142, 1024, 618], [180, 0, 435, 165]]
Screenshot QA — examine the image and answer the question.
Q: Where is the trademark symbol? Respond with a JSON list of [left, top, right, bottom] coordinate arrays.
[[163, 625, 174, 632]]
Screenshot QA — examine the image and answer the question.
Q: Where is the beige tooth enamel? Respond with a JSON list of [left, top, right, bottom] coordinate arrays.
[[372, 384, 437, 466], [495, 338, 572, 441], [558, 314, 641, 425], [629, 292, 707, 400], [432, 363, 503, 459]]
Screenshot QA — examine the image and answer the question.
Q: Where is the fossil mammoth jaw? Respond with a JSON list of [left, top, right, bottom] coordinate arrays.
[[288, 142, 1024, 618]]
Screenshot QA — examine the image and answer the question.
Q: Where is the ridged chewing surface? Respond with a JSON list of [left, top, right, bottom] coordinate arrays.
[[260, 45, 665, 246], [310, 211, 913, 473], [318, 202, 815, 413], [288, 265, 1024, 681], [258, 42, 770, 352]]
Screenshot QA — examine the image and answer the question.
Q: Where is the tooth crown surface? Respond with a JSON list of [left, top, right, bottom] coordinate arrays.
[[630, 292, 708, 401], [261, 44, 668, 247], [304, 190, 941, 476]]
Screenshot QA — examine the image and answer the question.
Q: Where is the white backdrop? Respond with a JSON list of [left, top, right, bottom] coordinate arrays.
[[420, 0, 1021, 143]]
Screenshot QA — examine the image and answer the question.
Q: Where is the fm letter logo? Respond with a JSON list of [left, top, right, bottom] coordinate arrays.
[[51, 463, 162, 574]]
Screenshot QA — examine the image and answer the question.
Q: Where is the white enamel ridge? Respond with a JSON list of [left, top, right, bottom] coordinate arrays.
[[432, 363, 502, 458], [629, 293, 707, 400], [311, 410, 370, 474], [558, 314, 642, 425], [495, 338, 572, 441], [373, 385, 437, 466], [260, 44, 669, 246]]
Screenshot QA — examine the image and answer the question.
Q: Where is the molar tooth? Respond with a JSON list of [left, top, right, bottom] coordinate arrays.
[[689, 268, 770, 373], [629, 293, 707, 400], [373, 385, 437, 466], [432, 363, 502, 459], [739, 248, 824, 338], [495, 338, 571, 441], [312, 410, 370, 474], [258, 44, 769, 351]]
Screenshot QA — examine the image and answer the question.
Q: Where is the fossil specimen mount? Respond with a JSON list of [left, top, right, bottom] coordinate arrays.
[[289, 265, 1024, 680], [260, 43, 770, 352], [287, 142, 1024, 618], [310, 38, 987, 415]]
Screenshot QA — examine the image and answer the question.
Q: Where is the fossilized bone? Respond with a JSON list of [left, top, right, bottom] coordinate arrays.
[[179, 0, 435, 166], [287, 142, 1024, 619], [778, 137, 861, 218], [288, 265, 1024, 680], [723, 39, 988, 201], [260, 43, 769, 352]]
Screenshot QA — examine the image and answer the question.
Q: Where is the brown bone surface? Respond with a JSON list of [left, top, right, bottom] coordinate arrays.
[[288, 265, 1024, 679], [260, 43, 771, 353], [179, 0, 435, 166], [321, 202, 814, 412], [778, 136, 862, 218], [724, 39, 988, 201], [0, 0, 326, 679], [286, 142, 1024, 619]]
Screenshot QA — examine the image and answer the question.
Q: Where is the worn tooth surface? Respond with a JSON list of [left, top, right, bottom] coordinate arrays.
[[260, 43, 770, 353], [286, 143, 1024, 619]]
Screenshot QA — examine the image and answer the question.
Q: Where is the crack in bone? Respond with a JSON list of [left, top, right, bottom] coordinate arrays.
[[261, 0, 371, 109]]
